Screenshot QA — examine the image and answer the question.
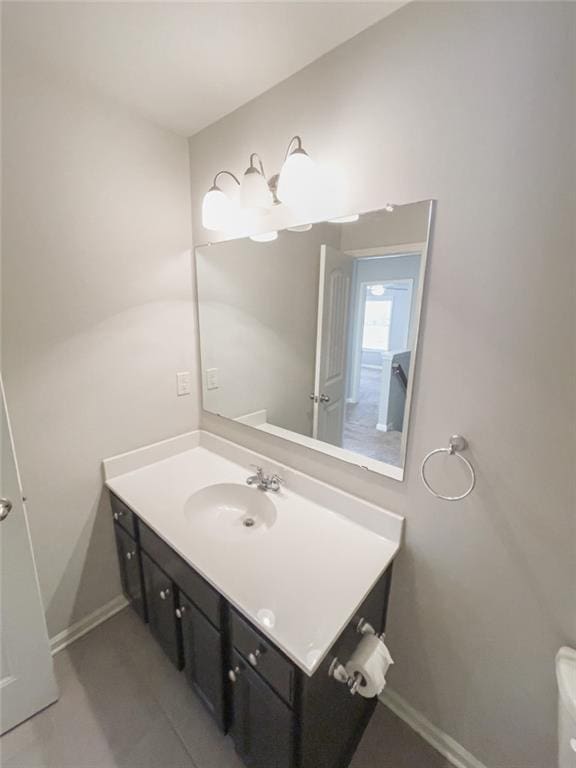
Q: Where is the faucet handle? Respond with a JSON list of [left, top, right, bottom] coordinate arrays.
[[268, 473, 284, 492], [246, 465, 263, 487]]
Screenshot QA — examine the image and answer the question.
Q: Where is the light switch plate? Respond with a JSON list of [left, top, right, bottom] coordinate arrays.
[[206, 368, 219, 390], [176, 371, 191, 396]]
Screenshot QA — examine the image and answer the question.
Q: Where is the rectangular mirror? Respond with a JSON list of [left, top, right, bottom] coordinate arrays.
[[195, 200, 433, 480]]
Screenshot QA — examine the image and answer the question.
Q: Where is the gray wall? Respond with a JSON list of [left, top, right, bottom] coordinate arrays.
[[188, 4, 576, 766], [1, 47, 197, 637]]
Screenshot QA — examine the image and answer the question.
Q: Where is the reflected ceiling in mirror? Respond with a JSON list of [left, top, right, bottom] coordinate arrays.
[[195, 200, 434, 480]]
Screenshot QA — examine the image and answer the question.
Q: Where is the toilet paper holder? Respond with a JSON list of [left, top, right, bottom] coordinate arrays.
[[355, 618, 383, 638], [328, 617, 384, 696]]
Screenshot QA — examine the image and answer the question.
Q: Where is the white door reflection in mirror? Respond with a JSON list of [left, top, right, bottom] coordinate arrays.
[[314, 245, 353, 446]]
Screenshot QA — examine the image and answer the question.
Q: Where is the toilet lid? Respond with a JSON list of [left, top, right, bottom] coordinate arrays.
[[556, 647, 576, 721]]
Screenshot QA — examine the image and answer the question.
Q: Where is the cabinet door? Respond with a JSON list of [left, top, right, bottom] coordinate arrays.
[[141, 552, 182, 669], [114, 523, 146, 621], [230, 652, 294, 768], [178, 595, 225, 731]]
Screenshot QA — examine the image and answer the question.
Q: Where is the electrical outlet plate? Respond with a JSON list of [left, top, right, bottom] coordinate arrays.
[[206, 368, 219, 390], [176, 371, 191, 396]]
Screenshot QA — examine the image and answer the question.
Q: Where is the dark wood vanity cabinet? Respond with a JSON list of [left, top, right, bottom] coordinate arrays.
[[110, 492, 393, 768]]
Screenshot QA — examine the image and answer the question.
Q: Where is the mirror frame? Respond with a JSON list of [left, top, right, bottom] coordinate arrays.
[[194, 199, 435, 481]]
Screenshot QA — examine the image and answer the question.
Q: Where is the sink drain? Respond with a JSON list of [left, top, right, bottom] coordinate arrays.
[[243, 517, 255, 528]]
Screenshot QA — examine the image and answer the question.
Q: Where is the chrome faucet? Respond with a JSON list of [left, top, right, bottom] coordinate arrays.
[[246, 465, 284, 492]]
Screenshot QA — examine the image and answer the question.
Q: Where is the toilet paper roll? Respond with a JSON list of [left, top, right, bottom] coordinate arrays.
[[345, 634, 394, 698]]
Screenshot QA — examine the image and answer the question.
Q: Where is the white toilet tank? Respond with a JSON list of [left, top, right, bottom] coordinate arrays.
[[556, 647, 576, 767]]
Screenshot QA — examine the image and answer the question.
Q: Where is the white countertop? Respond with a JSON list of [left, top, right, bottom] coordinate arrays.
[[104, 431, 403, 676]]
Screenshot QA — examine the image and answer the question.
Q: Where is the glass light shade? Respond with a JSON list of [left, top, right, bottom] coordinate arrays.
[[276, 148, 316, 207], [240, 167, 273, 213], [250, 231, 278, 243], [202, 186, 233, 231], [287, 224, 313, 232]]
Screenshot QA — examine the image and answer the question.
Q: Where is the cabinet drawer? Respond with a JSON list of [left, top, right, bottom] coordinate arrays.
[[231, 610, 295, 706], [139, 521, 221, 629], [110, 493, 137, 539]]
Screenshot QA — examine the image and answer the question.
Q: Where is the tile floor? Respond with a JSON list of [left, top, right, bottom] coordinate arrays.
[[0, 609, 450, 768]]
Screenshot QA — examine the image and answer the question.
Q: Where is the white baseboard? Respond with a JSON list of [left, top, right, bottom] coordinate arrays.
[[379, 688, 488, 768], [50, 595, 129, 655]]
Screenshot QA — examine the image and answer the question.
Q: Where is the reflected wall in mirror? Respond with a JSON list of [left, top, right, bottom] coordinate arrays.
[[195, 200, 433, 480]]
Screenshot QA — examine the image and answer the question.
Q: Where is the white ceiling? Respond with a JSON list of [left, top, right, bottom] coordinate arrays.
[[3, 2, 405, 136]]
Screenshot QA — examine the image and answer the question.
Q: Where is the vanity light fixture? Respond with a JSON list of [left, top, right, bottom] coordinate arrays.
[[250, 231, 278, 243], [201, 171, 240, 231], [240, 153, 273, 214], [201, 135, 317, 232]]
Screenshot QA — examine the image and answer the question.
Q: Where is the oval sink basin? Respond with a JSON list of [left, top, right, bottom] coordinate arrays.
[[183, 483, 277, 539]]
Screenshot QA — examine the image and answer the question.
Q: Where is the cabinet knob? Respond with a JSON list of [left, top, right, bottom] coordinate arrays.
[[126, 551, 136, 560], [159, 589, 170, 600], [248, 649, 262, 667], [228, 666, 242, 683], [175, 607, 186, 619], [113, 511, 124, 521]]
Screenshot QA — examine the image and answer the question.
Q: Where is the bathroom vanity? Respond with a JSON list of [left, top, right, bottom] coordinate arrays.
[[104, 432, 403, 768]]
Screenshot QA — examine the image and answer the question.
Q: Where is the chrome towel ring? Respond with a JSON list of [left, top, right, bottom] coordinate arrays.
[[420, 435, 476, 501]]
